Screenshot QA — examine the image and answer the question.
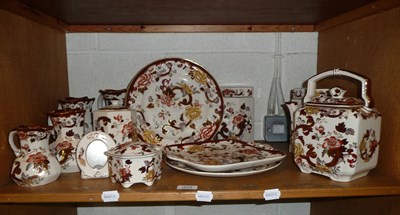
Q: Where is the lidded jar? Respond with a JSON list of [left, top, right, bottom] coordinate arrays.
[[104, 141, 163, 188], [93, 100, 137, 145]]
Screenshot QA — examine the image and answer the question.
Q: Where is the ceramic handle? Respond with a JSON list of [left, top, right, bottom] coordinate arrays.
[[303, 69, 372, 108], [8, 130, 21, 157], [97, 94, 105, 109]]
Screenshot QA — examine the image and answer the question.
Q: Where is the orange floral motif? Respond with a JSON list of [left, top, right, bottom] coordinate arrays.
[[190, 68, 208, 85], [114, 114, 123, 122], [136, 73, 153, 91], [185, 105, 202, 121], [142, 130, 160, 144], [122, 122, 133, 136], [27, 152, 48, 165], [232, 114, 244, 125], [199, 123, 216, 140], [322, 136, 342, 149]]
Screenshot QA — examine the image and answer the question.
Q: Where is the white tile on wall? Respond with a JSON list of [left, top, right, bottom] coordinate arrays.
[[66, 32, 318, 140]]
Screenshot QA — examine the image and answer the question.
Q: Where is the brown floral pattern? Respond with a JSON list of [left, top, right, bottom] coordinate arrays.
[[292, 104, 381, 181], [126, 58, 223, 145]]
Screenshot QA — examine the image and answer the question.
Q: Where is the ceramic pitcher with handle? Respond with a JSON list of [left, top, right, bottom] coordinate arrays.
[[48, 109, 86, 173], [8, 126, 61, 186], [58, 96, 95, 134]]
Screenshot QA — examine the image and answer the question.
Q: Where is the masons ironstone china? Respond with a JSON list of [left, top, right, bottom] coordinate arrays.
[[48, 109, 86, 173], [125, 58, 224, 146], [59, 96, 95, 134], [93, 100, 137, 145], [97, 88, 127, 109], [104, 141, 163, 188], [215, 86, 254, 142], [77, 131, 117, 179], [8, 126, 61, 186], [286, 69, 381, 182], [165, 139, 286, 172], [166, 159, 282, 177]]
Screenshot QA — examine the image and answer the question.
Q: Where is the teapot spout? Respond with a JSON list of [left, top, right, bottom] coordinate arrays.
[[284, 101, 300, 131]]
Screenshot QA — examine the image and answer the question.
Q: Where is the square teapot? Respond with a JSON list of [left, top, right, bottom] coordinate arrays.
[[287, 69, 381, 182]]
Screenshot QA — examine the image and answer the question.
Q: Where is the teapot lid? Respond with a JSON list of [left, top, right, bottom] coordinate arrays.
[[104, 141, 163, 158], [306, 87, 364, 107]]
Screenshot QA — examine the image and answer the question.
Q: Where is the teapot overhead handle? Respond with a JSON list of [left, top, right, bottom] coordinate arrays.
[[303, 69, 373, 109]]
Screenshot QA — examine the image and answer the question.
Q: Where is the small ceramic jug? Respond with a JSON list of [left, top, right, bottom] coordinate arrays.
[[8, 126, 61, 186], [48, 109, 86, 173], [97, 88, 126, 109], [93, 100, 137, 145], [58, 96, 95, 134]]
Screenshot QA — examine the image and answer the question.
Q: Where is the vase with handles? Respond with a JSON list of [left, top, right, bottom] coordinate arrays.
[[58, 96, 95, 135], [97, 88, 126, 109], [48, 109, 86, 173], [8, 125, 61, 186]]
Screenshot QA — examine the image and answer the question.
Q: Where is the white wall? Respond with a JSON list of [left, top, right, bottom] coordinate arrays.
[[66, 32, 317, 215], [66, 32, 317, 141]]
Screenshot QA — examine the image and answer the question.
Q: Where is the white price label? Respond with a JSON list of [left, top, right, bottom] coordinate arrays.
[[263, 189, 281, 201], [195, 191, 213, 202], [177, 185, 198, 190], [101, 190, 120, 202]]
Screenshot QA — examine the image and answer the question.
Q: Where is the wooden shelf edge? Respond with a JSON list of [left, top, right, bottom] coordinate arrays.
[[0, 0, 67, 32], [0, 187, 399, 203], [66, 25, 315, 33], [315, 0, 400, 31]]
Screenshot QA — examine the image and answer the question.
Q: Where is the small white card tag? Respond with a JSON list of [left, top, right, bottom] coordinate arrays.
[[263, 188, 281, 201], [101, 190, 120, 202], [196, 191, 213, 202], [177, 185, 198, 190]]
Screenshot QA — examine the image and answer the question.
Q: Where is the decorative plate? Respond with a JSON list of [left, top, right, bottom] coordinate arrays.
[[125, 58, 224, 146], [77, 131, 117, 179], [166, 159, 281, 177], [165, 139, 286, 172]]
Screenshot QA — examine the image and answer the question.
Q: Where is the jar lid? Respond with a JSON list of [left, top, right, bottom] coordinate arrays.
[[104, 141, 163, 158], [306, 87, 364, 107]]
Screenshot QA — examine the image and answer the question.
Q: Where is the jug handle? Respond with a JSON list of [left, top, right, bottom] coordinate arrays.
[[8, 130, 21, 157], [97, 94, 104, 109], [303, 68, 373, 109]]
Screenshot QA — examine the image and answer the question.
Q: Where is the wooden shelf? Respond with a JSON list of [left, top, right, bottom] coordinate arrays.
[[1, 143, 399, 203]]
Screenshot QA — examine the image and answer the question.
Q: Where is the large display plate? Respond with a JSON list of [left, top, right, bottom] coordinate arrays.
[[126, 58, 224, 146], [165, 139, 286, 172]]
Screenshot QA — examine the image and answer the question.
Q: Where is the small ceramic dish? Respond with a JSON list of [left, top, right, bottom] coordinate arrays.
[[104, 141, 163, 188], [76, 131, 117, 179], [165, 139, 286, 172]]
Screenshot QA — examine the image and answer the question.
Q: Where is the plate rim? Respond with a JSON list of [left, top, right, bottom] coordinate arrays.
[[165, 139, 286, 172], [125, 57, 224, 145]]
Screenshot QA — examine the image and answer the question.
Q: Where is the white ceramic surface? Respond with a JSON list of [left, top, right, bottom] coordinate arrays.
[[9, 126, 61, 186], [290, 69, 381, 182], [77, 131, 117, 179], [59, 96, 95, 135], [48, 109, 86, 173], [165, 139, 286, 172], [216, 86, 254, 142], [93, 101, 136, 145], [104, 141, 163, 188], [125, 58, 224, 146], [166, 159, 281, 177]]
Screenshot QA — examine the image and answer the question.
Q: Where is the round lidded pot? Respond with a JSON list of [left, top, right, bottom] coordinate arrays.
[[93, 100, 137, 145], [104, 141, 163, 188]]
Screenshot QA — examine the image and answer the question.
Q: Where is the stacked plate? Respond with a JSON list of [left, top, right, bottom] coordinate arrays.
[[164, 139, 286, 177], [125, 58, 286, 177]]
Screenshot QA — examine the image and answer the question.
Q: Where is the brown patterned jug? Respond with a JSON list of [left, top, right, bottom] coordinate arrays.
[[8, 126, 61, 186], [48, 109, 86, 173]]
